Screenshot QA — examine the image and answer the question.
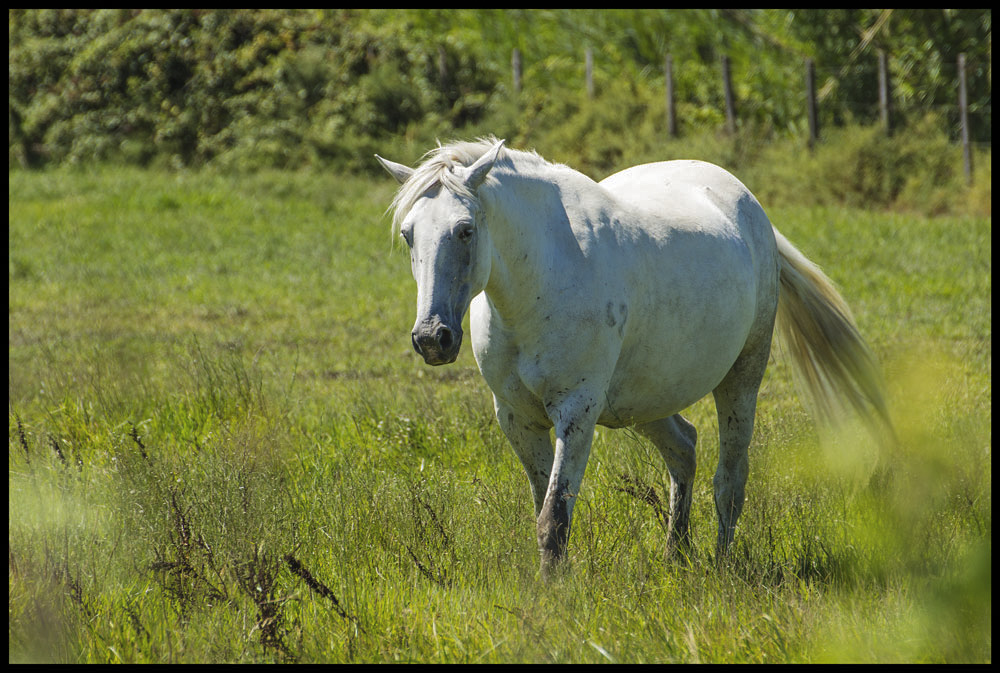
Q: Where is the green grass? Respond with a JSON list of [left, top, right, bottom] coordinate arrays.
[[8, 166, 991, 663]]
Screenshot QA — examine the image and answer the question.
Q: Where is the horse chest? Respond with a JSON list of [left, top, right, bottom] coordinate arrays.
[[470, 293, 626, 427]]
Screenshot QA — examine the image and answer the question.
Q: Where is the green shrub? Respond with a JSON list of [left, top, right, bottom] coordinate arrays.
[[8, 10, 991, 216], [747, 115, 991, 216], [9, 9, 500, 172]]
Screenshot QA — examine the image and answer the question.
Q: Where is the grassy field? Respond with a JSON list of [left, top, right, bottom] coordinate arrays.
[[8, 165, 991, 663]]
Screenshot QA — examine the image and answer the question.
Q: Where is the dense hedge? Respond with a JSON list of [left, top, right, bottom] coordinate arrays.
[[7, 9, 992, 214], [9, 9, 501, 170]]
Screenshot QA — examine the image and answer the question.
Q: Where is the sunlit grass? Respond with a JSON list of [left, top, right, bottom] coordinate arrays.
[[9, 167, 990, 662]]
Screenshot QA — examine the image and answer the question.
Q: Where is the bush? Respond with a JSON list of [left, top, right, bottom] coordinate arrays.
[[8, 10, 991, 216], [9, 9, 499, 172], [745, 115, 991, 216]]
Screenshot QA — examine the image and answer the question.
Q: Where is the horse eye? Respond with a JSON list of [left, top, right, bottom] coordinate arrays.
[[400, 227, 413, 247], [457, 224, 474, 242]]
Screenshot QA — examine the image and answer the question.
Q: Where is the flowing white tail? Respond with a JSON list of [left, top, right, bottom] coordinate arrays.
[[773, 228, 893, 436]]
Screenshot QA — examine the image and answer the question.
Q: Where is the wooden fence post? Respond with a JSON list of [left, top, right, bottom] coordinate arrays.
[[585, 47, 594, 99], [665, 53, 677, 138], [877, 50, 891, 136], [722, 54, 736, 134], [958, 53, 973, 183], [437, 45, 449, 96], [805, 58, 819, 149], [512, 48, 522, 96]]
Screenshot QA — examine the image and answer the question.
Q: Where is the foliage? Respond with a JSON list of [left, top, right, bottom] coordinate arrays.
[[789, 9, 992, 139], [8, 9, 494, 171], [9, 9, 992, 181], [738, 115, 992, 216]]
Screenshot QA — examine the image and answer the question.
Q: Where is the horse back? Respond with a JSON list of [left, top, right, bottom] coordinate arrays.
[[599, 159, 778, 294]]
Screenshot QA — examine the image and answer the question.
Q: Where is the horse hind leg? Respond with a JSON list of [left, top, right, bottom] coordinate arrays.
[[711, 333, 772, 560], [636, 415, 697, 557]]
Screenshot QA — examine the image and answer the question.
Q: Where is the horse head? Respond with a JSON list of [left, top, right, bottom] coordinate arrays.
[[376, 139, 505, 365]]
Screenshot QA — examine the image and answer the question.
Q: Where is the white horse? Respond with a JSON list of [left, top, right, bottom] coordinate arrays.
[[376, 137, 890, 573]]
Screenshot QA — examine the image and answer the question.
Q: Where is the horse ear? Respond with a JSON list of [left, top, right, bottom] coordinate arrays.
[[375, 154, 415, 184], [463, 139, 505, 190]]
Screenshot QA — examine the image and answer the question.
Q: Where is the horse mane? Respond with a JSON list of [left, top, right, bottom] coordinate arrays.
[[387, 136, 550, 236]]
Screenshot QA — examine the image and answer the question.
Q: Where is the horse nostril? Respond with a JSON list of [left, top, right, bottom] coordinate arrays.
[[412, 321, 460, 364], [437, 326, 454, 351]]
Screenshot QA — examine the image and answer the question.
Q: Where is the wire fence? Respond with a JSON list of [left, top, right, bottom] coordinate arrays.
[[508, 46, 991, 178]]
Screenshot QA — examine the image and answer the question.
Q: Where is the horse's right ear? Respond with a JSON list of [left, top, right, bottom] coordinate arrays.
[[375, 154, 414, 184], [463, 138, 505, 190]]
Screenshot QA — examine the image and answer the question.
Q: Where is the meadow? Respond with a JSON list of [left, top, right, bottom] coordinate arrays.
[[8, 165, 991, 662]]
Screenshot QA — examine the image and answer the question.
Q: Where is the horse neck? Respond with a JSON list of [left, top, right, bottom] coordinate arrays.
[[480, 169, 579, 320]]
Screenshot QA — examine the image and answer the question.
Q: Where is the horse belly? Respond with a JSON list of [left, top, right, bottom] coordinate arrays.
[[599, 243, 760, 427], [600, 349, 739, 427]]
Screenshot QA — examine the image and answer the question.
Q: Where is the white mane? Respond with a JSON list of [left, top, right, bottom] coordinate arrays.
[[387, 136, 553, 236]]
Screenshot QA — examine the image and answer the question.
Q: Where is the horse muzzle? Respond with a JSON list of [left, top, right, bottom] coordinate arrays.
[[411, 318, 462, 365]]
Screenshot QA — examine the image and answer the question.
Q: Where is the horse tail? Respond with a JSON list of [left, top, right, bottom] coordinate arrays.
[[772, 227, 894, 439]]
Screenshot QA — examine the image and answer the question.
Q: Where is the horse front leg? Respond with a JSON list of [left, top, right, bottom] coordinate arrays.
[[495, 400, 553, 518], [537, 395, 600, 575]]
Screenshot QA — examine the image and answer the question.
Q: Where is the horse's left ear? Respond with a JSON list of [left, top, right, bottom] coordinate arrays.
[[375, 154, 415, 185], [464, 139, 505, 190]]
